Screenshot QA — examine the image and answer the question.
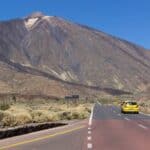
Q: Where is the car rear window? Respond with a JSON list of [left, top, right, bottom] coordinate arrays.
[[126, 102, 137, 105]]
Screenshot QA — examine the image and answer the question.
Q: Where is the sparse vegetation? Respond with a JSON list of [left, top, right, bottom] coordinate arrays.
[[98, 96, 150, 114], [0, 99, 92, 127], [139, 101, 150, 114], [0, 103, 10, 111], [0, 95, 149, 128], [97, 97, 121, 106]]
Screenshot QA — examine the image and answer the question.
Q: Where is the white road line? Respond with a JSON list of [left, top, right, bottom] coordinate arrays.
[[87, 143, 93, 149], [88, 131, 91, 134], [97, 101, 102, 106], [87, 136, 92, 141], [138, 124, 148, 130], [89, 104, 95, 126], [88, 127, 91, 130], [140, 112, 150, 117], [124, 117, 130, 121]]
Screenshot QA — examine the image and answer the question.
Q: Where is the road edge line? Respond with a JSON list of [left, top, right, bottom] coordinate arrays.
[[140, 112, 150, 117], [89, 104, 95, 126], [97, 101, 102, 106]]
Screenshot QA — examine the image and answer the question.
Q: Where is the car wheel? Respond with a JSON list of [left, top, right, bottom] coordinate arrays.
[[121, 110, 124, 114]]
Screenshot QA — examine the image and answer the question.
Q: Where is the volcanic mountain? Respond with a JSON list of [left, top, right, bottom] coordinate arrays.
[[0, 12, 150, 98]]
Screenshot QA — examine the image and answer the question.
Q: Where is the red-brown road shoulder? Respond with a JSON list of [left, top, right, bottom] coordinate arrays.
[[89, 119, 150, 150]]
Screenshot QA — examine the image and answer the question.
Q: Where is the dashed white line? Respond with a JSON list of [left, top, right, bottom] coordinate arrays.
[[124, 117, 130, 121], [87, 143, 93, 149], [88, 131, 91, 134], [138, 124, 148, 130], [87, 136, 92, 141], [88, 127, 91, 130]]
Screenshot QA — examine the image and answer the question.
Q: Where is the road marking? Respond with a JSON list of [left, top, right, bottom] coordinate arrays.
[[88, 127, 91, 130], [117, 114, 121, 116], [87, 143, 93, 149], [97, 101, 102, 106], [89, 104, 95, 126], [124, 117, 130, 121], [87, 136, 92, 141], [0, 125, 85, 150], [138, 124, 148, 130], [88, 131, 91, 134], [140, 112, 150, 117]]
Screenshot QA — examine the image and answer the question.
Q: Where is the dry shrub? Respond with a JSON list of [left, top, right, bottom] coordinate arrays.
[[71, 111, 88, 119], [58, 104, 91, 120], [1, 111, 15, 127], [58, 111, 70, 120], [0, 103, 10, 110], [139, 101, 150, 114], [0, 102, 92, 127], [1, 105, 32, 126], [1, 111, 32, 127], [72, 104, 90, 119], [31, 110, 59, 123], [13, 113, 32, 126], [0, 110, 4, 121]]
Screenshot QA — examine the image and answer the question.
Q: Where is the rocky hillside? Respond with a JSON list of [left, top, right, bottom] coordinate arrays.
[[0, 12, 150, 98]]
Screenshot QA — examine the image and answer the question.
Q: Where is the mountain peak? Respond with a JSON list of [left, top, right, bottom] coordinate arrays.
[[1, 13, 150, 95], [27, 12, 45, 18], [24, 12, 50, 29]]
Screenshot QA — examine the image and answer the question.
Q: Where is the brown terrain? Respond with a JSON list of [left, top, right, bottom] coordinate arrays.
[[0, 12, 150, 99]]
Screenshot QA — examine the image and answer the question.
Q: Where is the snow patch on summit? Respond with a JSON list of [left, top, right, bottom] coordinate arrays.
[[42, 16, 54, 23], [25, 18, 39, 29]]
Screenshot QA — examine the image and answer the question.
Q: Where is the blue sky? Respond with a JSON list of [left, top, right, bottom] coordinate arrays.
[[0, 0, 150, 49]]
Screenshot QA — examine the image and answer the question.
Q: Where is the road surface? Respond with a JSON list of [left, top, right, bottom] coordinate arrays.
[[0, 103, 150, 150]]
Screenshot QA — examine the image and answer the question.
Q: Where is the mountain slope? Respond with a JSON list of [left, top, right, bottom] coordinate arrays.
[[0, 12, 150, 96]]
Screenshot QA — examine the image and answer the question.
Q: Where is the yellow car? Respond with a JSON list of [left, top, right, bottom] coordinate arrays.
[[121, 101, 139, 114]]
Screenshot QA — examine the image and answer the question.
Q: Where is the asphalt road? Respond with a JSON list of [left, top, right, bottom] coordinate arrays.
[[91, 103, 150, 150], [0, 103, 150, 150]]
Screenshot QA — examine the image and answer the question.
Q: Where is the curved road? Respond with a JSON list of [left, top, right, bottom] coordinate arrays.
[[0, 103, 150, 150]]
